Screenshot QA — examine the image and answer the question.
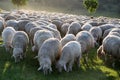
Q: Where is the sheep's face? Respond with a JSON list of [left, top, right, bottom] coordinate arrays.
[[38, 58, 52, 75], [56, 61, 66, 72], [13, 48, 23, 63], [97, 46, 105, 60]]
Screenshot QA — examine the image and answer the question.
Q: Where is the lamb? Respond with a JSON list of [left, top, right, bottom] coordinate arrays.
[[56, 41, 82, 72], [97, 35, 120, 66], [2, 27, 16, 51], [11, 31, 29, 62], [36, 38, 61, 75], [67, 21, 82, 35], [32, 30, 54, 52], [81, 23, 92, 31], [60, 34, 76, 47], [89, 27, 102, 46]]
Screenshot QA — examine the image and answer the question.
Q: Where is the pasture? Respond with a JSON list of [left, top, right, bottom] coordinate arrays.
[[0, 37, 120, 80]]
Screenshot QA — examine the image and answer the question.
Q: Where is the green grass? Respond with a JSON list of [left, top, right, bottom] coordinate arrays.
[[0, 39, 120, 80]]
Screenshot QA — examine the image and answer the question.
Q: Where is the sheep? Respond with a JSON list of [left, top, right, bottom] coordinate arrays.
[[67, 21, 82, 35], [81, 23, 92, 31], [56, 41, 82, 72], [11, 31, 29, 62], [102, 28, 112, 39], [18, 20, 30, 31], [29, 27, 43, 46], [60, 34, 76, 47], [36, 38, 61, 75], [40, 25, 61, 40], [61, 23, 70, 37], [48, 23, 57, 30], [24, 21, 38, 36], [76, 31, 95, 65], [99, 24, 115, 35], [76, 31, 95, 53], [89, 27, 102, 46], [103, 28, 120, 39], [109, 28, 120, 34], [6, 20, 19, 30], [2, 27, 16, 51], [51, 19, 63, 32], [97, 35, 120, 67], [32, 30, 54, 52]]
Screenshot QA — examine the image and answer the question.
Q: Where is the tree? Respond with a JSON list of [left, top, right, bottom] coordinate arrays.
[[11, 0, 28, 9], [83, 0, 98, 13]]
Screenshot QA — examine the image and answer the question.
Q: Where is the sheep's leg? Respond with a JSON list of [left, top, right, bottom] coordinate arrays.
[[83, 52, 89, 67], [76, 56, 80, 68], [67, 60, 74, 72]]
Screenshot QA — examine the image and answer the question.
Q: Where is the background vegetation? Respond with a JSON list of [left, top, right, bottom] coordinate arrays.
[[0, 0, 120, 18]]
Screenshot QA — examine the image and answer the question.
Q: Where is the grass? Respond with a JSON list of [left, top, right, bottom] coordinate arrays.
[[0, 38, 120, 80]]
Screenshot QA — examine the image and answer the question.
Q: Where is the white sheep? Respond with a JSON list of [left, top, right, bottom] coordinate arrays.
[[99, 24, 115, 35], [76, 31, 95, 65], [40, 25, 61, 40], [76, 31, 95, 53], [29, 27, 43, 46], [24, 21, 38, 35], [67, 21, 82, 35], [56, 41, 82, 72], [97, 35, 120, 66], [81, 23, 92, 31], [32, 30, 54, 52], [17, 20, 30, 31], [6, 20, 19, 30], [61, 23, 70, 37], [89, 27, 102, 45], [36, 38, 61, 75], [11, 31, 29, 62], [60, 34, 76, 47], [2, 27, 16, 51]]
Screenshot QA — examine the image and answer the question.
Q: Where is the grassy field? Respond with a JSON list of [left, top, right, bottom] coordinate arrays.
[[0, 37, 120, 80]]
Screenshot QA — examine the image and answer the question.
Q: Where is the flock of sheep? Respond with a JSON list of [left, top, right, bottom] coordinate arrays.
[[0, 10, 120, 75]]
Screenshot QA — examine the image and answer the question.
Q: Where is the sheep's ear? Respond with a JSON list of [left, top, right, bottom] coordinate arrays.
[[37, 66, 42, 71], [64, 64, 67, 71]]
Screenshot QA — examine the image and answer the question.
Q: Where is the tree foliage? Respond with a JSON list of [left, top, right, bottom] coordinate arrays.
[[83, 0, 98, 13], [11, 0, 28, 8]]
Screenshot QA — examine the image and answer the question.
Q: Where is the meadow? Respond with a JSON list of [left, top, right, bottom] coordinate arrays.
[[0, 37, 120, 80]]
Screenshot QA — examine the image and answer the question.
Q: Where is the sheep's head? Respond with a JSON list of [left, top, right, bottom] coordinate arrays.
[[97, 45, 105, 60], [12, 48, 23, 63], [38, 58, 52, 75], [56, 60, 67, 72]]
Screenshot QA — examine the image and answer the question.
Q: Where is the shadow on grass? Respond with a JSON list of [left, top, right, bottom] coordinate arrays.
[[0, 46, 120, 80]]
